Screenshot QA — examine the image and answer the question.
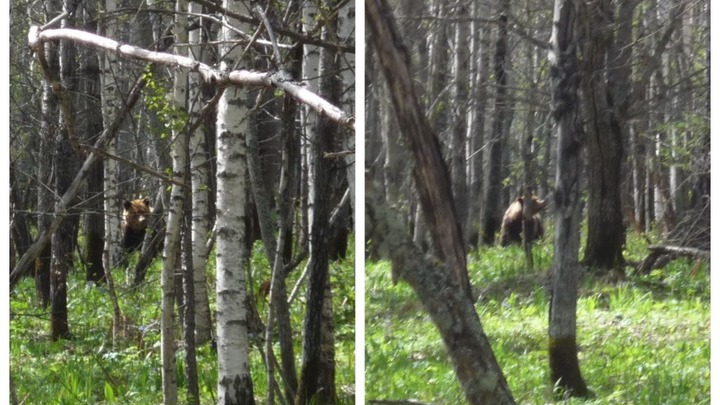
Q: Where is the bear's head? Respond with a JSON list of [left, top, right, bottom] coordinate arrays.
[[122, 198, 151, 232], [520, 195, 546, 216], [122, 198, 151, 252]]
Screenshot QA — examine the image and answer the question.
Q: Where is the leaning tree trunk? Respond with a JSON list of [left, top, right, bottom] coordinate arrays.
[[367, 1, 515, 403], [547, 0, 589, 397], [215, 1, 256, 403]]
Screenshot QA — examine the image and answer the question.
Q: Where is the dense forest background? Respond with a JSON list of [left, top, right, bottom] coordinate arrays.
[[365, 0, 710, 403], [366, 0, 709, 255], [10, 0, 355, 404]]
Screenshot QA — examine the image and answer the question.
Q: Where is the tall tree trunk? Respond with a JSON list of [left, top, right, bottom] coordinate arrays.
[[301, 1, 320, 252], [36, 0, 62, 308], [580, 0, 627, 271], [296, 4, 339, 403], [215, 1, 256, 403], [548, 0, 589, 397], [482, 2, 510, 246], [51, 0, 81, 341], [367, 1, 515, 403], [264, 21, 302, 404], [159, 5, 193, 403], [467, 2, 489, 247], [182, 164, 200, 405], [266, 91, 301, 404], [451, 2, 469, 242], [187, 0, 212, 347], [100, 0, 121, 271], [79, 0, 105, 284]]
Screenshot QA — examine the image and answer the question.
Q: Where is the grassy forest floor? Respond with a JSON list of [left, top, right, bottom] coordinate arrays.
[[10, 243, 356, 404], [366, 230, 710, 404]]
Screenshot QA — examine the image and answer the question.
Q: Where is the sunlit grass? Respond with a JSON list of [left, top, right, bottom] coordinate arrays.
[[365, 232, 709, 404], [11, 241, 356, 404]]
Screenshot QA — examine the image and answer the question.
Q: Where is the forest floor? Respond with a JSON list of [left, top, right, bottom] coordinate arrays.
[[10, 242, 356, 404], [366, 230, 709, 404]]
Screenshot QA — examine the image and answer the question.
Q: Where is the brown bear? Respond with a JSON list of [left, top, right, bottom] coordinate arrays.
[[499, 196, 547, 247], [122, 198, 151, 253]]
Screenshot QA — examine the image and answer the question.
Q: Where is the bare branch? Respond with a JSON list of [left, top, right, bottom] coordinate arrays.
[[28, 27, 354, 129]]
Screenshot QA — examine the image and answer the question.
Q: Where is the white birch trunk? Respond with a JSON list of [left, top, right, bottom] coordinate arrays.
[[216, 1, 255, 402], [100, 0, 121, 270], [338, 2, 355, 219], [188, 0, 212, 346], [159, 4, 190, 403], [302, 1, 320, 235]]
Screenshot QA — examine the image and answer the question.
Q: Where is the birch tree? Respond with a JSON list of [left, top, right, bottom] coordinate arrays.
[[158, 3, 194, 402], [100, 0, 121, 271], [187, 0, 212, 347], [215, 1, 255, 403]]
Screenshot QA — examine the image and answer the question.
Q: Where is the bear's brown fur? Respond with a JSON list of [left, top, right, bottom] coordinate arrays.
[[122, 198, 151, 252], [499, 196, 546, 247]]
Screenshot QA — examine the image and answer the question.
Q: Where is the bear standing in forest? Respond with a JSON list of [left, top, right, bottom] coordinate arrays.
[[499, 196, 547, 247], [122, 198, 151, 253]]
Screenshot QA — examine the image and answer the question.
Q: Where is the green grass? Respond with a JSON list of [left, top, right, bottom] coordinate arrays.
[[365, 233, 709, 404], [11, 242, 356, 404]]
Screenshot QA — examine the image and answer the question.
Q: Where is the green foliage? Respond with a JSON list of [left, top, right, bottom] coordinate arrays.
[[366, 231, 709, 404], [141, 67, 187, 139], [11, 239, 356, 404]]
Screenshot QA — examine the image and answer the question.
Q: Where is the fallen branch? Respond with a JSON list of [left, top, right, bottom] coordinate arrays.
[[27, 26, 354, 129], [637, 244, 710, 275]]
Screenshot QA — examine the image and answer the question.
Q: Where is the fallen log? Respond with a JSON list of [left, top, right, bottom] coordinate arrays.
[[637, 245, 709, 275]]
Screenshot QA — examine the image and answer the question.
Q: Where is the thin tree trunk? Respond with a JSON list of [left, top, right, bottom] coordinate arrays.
[[296, 4, 339, 403], [187, 0, 212, 347], [451, 2, 469, 242], [100, 0, 121, 271], [482, 2, 510, 246], [79, 0, 105, 284], [51, 0, 81, 341], [36, 0, 62, 308], [159, 5, 191, 403], [182, 164, 200, 405], [467, 2, 489, 247], [264, 23, 302, 403]]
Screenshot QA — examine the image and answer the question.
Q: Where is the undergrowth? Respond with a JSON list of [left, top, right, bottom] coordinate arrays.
[[11, 242, 355, 404], [365, 230, 709, 404]]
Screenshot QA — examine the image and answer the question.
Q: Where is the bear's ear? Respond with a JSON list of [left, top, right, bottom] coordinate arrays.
[[123, 200, 133, 210], [142, 198, 150, 207]]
